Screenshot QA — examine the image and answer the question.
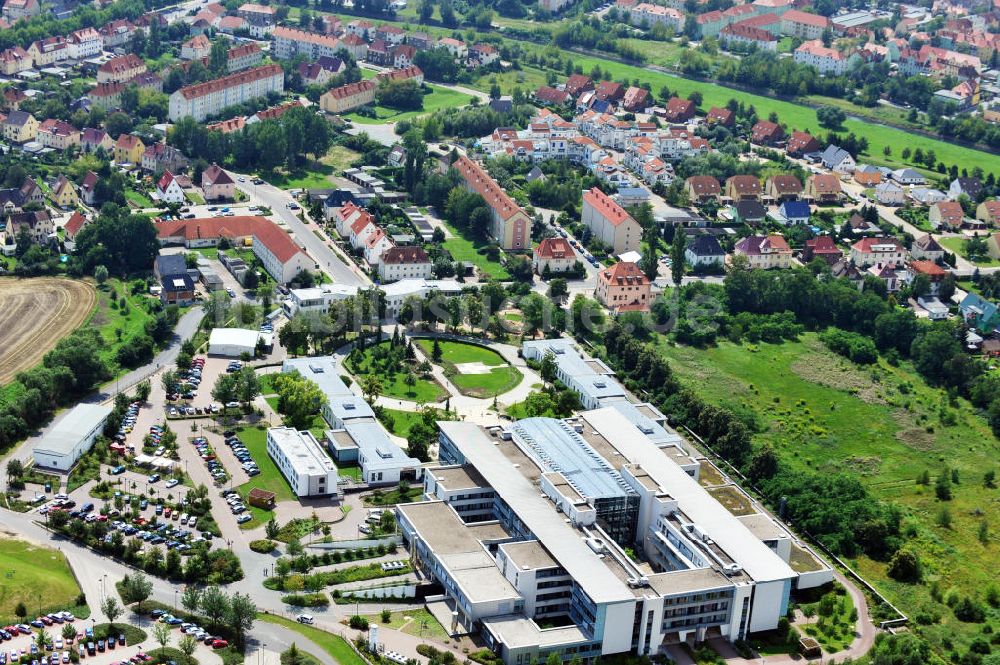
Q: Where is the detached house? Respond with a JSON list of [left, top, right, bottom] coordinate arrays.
[[751, 120, 784, 146], [911, 234, 945, 262], [202, 163, 236, 200], [786, 131, 820, 157], [533, 237, 578, 274], [51, 176, 78, 209], [929, 201, 965, 230], [706, 107, 734, 127], [976, 200, 1000, 227], [664, 97, 695, 122], [81, 128, 113, 153], [6, 210, 52, 245], [1, 110, 38, 144], [79, 171, 99, 206], [379, 246, 432, 283], [595, 261, 652, 312], [63, 211, 88, 250], [685, 234, 726, 268], [36, 119, 80, 150], [850, 237, 906, 267], [875, 181, 904, 206], [114, 134, 145, 164], [734, 234, 792, 269], [156, 171, 185, 204], [820, 145, 855, 173], [802, 236, 842, 264]]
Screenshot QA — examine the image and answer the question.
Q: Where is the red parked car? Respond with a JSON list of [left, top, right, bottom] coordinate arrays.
[[211, 641, 228, 649]]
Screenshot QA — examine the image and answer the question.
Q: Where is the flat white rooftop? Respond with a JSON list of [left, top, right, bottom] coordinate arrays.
[[33, 403, 112, 456], [581, 408, 795, 584], [268, 427, 337, 477], [439, 421, 635, 604]]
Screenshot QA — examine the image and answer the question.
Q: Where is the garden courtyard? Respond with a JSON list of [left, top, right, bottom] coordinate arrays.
[[416, 339, 523, 399]]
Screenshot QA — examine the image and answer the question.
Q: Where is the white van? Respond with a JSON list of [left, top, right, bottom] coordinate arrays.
[[295, 614, 314, 625]]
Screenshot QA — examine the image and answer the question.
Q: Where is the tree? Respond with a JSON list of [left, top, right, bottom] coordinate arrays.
[[178, 635, 198, 665], [181, 586, 202, 614], [539, 352, 558, 387], [816, 106, 846, 130], [431, 338, 442, 362], [936, 469, 952, 500], [670, 230, 686, 285], [640, 242, 659, 282], [886, 547, 922, 583], [153, 623, 171, 651], [200, 586, 229, 627], [265, 519, 280, 540], [121, 572, 152, 611], [35, 629, 51, 652], [361, 375, 383, 403], [212, 372, 239, 406], [14, 601, 26, 620], [60, 624, 76, 642], [226, 593, 256, 645], [548, 278, 568, 301], [101, 596, 123, 629], [94, 265, 109, 285]]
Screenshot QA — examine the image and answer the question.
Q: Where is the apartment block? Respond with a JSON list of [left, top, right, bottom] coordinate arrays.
[[581, 187, 641, 254], [272, 26, 342, 60], [453, 155, 530, 250], [168, 64, 284, 122]]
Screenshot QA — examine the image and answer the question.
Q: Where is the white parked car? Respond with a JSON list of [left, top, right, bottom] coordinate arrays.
[[165, 479, 179, 489]]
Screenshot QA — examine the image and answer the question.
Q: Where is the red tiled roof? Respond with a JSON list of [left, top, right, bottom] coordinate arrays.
[[851, 237, 904, 252], [933, 201, 964, 225], [599, 261, 647, 285], [534, 237, 576, 260], [909, 260, 946, 276], [809, 174, 841, 194], [64, 211, 87, 237], [768, 175, 802, 194], [453, 155, 526, 223], [325, 79, 377, 100], [583, 187, 634, 227], [782, 9, 831, 28], [727, 175, 761, 193], [202, 163, 234, 186], [98, 53, 145, 75], [252, 218, 305, 263], [686, 175, 721, 195], [177, 64, 282, 101], [377, 65, 422, 83], [156, 215, 305, 264]]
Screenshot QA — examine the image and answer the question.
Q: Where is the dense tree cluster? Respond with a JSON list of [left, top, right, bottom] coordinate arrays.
[[69, 204, 160, 276], [168, 106, 334, 172]]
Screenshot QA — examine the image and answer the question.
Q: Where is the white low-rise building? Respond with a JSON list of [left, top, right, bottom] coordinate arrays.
[[33, 404, 113, 471], [266, 427, 339, 497], [208, 328, 261, 357], [326, 421, 422, 485]]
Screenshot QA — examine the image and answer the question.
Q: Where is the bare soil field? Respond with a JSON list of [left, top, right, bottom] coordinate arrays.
[[0, 277, 96, 384]]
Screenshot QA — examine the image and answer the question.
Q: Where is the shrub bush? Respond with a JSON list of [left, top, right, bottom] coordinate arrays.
[[250, 539, 276, 553]]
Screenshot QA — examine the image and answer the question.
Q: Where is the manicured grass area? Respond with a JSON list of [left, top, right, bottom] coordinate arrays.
[[938, 236, 1000, 267], [235, 425, 296, 504], [93, 623, 146, 645], [344, 342, 447, 403], [381, 609, 450, 642], [798, 588, 857, 654], [379, 408, 424, 438], [655, 333, 1000, 654], [185, 190, 205, 205], [440, 220, 509, 280], [345, 83, 474, 125], [259, 163, 336, 190], [0, 538, 82, 622], [416, 339, 522, 398], [258, 615, 367, 665]]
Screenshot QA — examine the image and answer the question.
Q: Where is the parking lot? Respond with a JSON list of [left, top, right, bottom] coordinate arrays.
[[0, 615, 141, 665]]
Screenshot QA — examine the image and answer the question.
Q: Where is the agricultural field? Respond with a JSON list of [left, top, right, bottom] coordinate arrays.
[[416, 339, 522, 398], [0, 536, 83, 623], [655, 333, 1000, 653], [0, 277, 96, 385]]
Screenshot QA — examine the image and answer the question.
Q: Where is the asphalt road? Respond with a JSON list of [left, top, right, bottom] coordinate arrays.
[[227, 171, 370, 288]]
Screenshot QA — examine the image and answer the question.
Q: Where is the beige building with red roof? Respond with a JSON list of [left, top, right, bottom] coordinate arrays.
[[533, 237, 578, 274], [453, 155, 530, 250], [97, 53, 147, 84], [581, 186, 641, 254], [595, 261, 651, 312], [319, 79, 377, 114], [202, 164, 236, 201], [379, 246, 432, 282], [168, 64, 284, 121]]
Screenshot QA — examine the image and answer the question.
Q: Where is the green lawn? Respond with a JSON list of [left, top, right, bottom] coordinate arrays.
[[257, 615, 367, 665], [346, 83, 474, 125], [124, 189, 155, 208], [441, 220, 510, 280], [235, 425, 296, 504], [89, 278, 158, 373], [379, 408, 425, 438], [381, 609, 450, 642], [654, 333, 1000, 655], [345, 342, 448, 403], [416, 339, 523, 398], [938, 236, 1000, 267], [0, 538, 82, 623], [259, 163, 336, 190]]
